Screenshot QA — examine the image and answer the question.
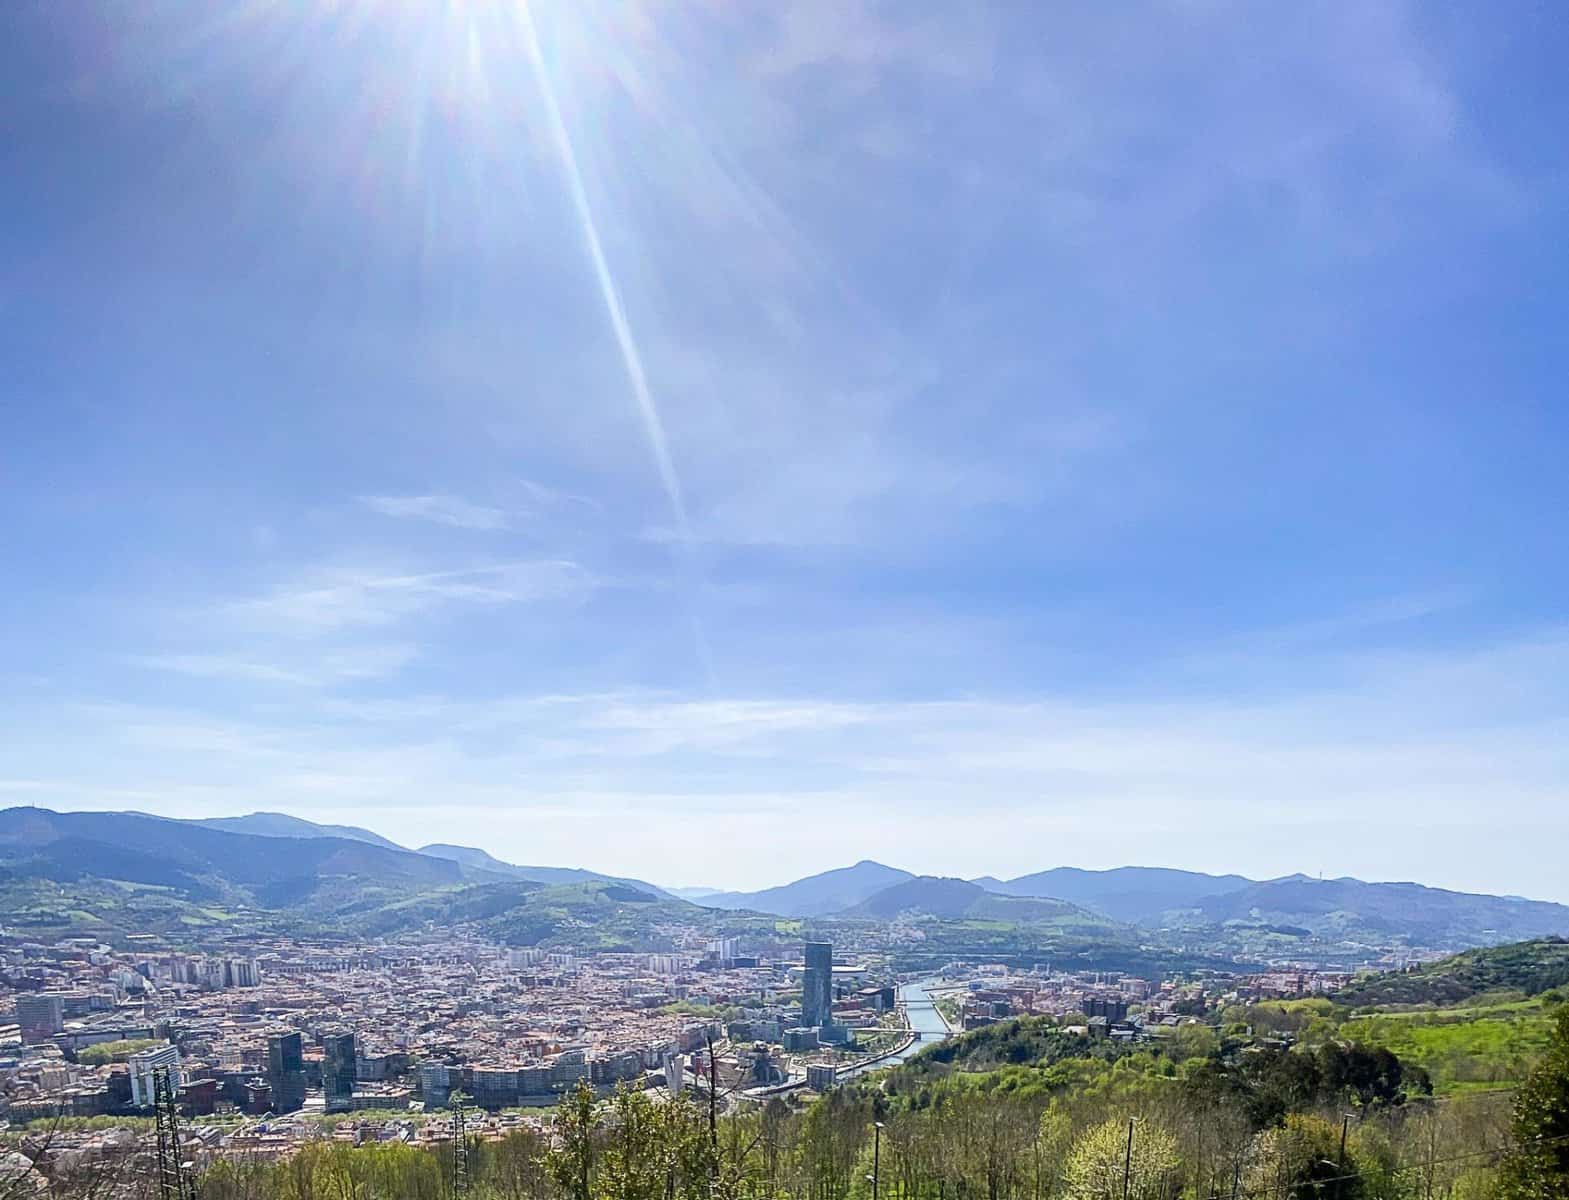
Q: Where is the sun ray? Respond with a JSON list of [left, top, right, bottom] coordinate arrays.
[[517, 0, 691, 545], [517, 0, 714, 688]]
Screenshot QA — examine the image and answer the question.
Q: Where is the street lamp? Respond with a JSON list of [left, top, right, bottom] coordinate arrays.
[[872, 1121, 884, 1200]]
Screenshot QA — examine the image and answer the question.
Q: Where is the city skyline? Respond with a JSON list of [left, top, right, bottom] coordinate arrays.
[[4, 4, 1569, 901]]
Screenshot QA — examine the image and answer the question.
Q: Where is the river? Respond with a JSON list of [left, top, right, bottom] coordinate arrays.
[[837, 978, 954, 1079]]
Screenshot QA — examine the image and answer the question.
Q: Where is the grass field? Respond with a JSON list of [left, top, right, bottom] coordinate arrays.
[[1344, 996, 1558, 1094]]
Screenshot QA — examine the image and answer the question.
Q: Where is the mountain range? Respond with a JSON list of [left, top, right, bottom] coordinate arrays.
[[695, 861, 1260, 922], [0, 807, 467, 916], [1189, 875, 1569, 947], [977, 865, 1255, 923], [3, 806, 1568, 957], [0, 807, 675, 938], [161, 810, 672, 899], [684, 860, 1569, 950]]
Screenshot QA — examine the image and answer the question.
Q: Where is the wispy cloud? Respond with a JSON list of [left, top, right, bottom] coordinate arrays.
[[226, 561, 593, 635], [128, 645, 418, 687], [19, 627, 1566, 899], [361, 494, 509, 530], [516, 478, 599, 511]]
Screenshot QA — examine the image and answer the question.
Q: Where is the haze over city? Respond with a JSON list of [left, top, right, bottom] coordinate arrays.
[[5, 3, 1569, 901]]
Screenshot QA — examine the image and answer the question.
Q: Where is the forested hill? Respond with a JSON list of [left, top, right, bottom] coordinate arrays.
[[1337, 937, 1569, 1008], [903, 1014, 1124, 1073]]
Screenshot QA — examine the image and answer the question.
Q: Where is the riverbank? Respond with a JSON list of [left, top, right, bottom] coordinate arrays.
[[926, 987, 965, 1034]]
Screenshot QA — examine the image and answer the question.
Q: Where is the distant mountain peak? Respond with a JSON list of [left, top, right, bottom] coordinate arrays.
[[415, 843, 674, 900], [191, 811, 405, 851], [696, 860, 916, 917]]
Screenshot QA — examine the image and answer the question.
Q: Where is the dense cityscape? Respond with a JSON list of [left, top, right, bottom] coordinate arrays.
[[0, 914, 1364, 1179], [0, 810, 1562, 1196]]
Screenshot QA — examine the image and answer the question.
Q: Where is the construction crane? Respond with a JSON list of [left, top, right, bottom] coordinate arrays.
[[152, 1065, 197, 1200]]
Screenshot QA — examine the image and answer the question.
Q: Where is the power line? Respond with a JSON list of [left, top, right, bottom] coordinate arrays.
[[452, 1102, 472, 1198]]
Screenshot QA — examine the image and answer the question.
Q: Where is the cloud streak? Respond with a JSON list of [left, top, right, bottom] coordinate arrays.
[[361, 494, 509, 530], [224, 560, 592, 635], [129, 645, 419, 687]]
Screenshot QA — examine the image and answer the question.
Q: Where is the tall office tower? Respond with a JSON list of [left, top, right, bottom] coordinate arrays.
[[266, 1031, 306, 1113], [15, 994, 64, 1045], [802, 941, 833, 1028], [322, 1032, 357, 1113]]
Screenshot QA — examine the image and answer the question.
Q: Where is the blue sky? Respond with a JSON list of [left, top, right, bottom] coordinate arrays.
[[3, 2, 1567, 898]]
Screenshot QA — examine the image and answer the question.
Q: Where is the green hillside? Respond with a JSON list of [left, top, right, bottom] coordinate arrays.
[[1342, 998, 1558, 1095], [1337, 937, 1569, 1008], [840, 876, 1124, 933], [358, 879, 781, 951], [1191, 878, 1569, 950], [1328, 939, 1569, 1094], [0, 807, 478, 912], [0, 874, 329, 943]]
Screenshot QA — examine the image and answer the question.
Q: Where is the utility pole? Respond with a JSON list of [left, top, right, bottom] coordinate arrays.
[[152, 1065, 195, 1200], [1335, 1113, 1350, 1200], [1122, 1118, 1135, 1200], [1425, 1111, 1438, 1200]]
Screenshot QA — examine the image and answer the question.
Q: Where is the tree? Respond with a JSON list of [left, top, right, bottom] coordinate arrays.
[[759, 1097, 793, 1195], [1060, 1119, 1177, 1200], [1497, 1005, 1569, 1199], [1245, 1115, 1360, 1200], [600, 1086, 670, 1200], [1032, 1106, 1073, 1200], [484, 1128, 555, 1200], [797, 1088, 871, 1200], [1164, 1023, 1217, 1064], [549, 1081, 600, 1200], [935, 1089, 1042, 1200]]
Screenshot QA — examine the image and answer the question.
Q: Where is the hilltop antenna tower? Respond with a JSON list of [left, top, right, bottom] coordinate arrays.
[[152, 1065, 196, 1200]]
